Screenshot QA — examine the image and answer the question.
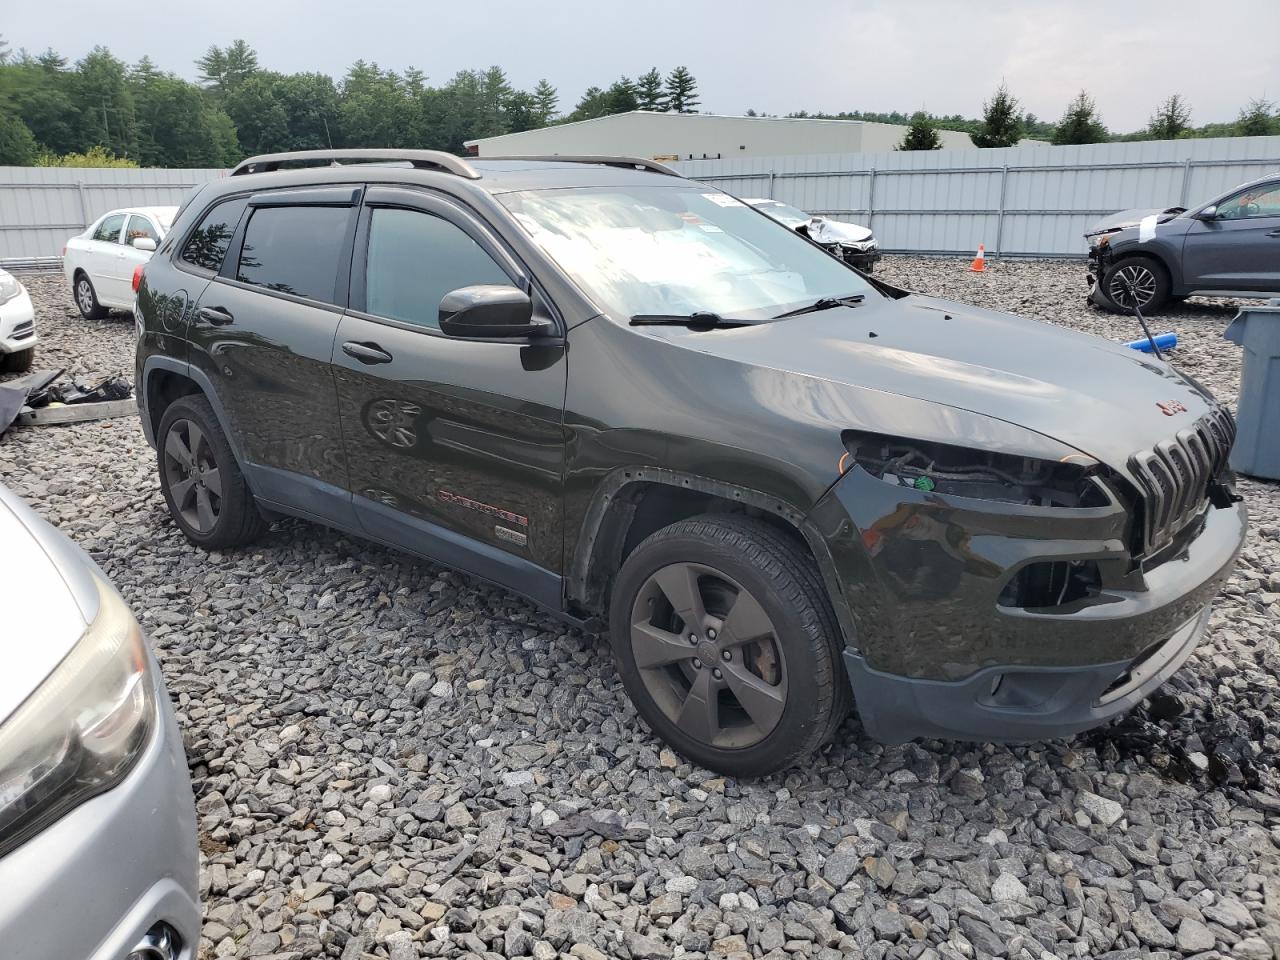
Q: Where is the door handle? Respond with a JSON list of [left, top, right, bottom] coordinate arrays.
[[342, 341, 393, 364], [1266, 229, 1280, 238], [198, 306, 234, 325]]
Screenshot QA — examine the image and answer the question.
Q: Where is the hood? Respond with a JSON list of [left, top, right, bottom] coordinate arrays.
[[807, 217, 873, 244], [666, 293, 1216, 475], [0, 487, 95, 724], [1085, 206, 1184, 237]]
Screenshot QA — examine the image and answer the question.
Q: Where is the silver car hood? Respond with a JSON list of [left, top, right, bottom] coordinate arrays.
[[0, 486, 96, 724], [808, 217, 873, 244], [1085, 207, 1185, 237]]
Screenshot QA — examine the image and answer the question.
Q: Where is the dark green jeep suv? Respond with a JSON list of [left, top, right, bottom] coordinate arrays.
[[136, 149, 1246, 776]]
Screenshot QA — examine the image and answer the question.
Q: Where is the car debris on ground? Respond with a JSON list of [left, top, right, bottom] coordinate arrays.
[[0, 367, 134, 436]]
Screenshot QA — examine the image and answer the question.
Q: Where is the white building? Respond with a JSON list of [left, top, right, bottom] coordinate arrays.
[[465, 110, 976, 160]]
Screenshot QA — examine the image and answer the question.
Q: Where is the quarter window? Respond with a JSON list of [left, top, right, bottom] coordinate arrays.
[[364, 207, 510, 329], [92, 214, 125, 244], [181, 197, 249, 272]]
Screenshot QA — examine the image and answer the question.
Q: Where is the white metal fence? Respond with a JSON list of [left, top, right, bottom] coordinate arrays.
[[672, 136, 1280, 258], [2, 137, 1279, 264], [0, 166, 226, 263]]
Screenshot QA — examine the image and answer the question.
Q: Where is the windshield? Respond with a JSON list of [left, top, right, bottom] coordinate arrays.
[[499, 186, 874, 321], [747, 200, 812, 229]]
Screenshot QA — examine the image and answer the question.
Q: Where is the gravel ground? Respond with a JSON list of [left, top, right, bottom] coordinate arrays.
[[2, 262, 1278, 960]]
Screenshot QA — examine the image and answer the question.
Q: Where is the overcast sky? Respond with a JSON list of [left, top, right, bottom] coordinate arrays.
[[4, 0, 1278, 131]]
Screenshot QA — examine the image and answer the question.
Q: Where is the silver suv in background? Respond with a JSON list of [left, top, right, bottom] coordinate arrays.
[[1086, 173, 1280, 312], [0, 483, 199, 960]]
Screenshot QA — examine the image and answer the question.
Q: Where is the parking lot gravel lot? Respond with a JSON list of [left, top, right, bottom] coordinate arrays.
[[2, 259, 1278, 960]]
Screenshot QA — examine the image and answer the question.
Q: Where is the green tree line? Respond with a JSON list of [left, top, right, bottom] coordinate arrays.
[[2, 35, 1275, 165], [0, 36, 703, 167], [789, 83, 1280, 151]]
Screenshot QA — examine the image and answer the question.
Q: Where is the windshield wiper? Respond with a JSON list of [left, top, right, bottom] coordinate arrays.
[[773, 294, 865, 319], [630, 312, 755, 330]]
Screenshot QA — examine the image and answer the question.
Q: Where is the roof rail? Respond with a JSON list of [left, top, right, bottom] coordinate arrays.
[[230, 149, 481, 179], [484, 155, 682, 178]]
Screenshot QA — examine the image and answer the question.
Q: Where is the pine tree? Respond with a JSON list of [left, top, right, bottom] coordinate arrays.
[[898, 111, 941, 150], [195, 45, 228, 90], [1236, 97, 1278, 137], [532, 79, 558, 124], [1148, 94, 1191, 140], [664, 66, 699, 114], [636, 68, 665, 111], [971, 82, 1023, 147], [1052, 90, 1108, 145], [604, 76, 638, 114], [222, 40, 259, 92]]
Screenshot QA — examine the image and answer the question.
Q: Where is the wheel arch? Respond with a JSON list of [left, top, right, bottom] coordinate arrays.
[[566, 466, 855, 645], [1106, 244, 1180, 295], [141, 357, 247, 468]]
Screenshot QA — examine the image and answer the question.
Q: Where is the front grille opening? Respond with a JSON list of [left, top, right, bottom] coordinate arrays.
[[998, 560, 1101, 611]]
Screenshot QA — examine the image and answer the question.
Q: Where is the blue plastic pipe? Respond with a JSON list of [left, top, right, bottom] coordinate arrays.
[[1125, 332, 1177, 353]]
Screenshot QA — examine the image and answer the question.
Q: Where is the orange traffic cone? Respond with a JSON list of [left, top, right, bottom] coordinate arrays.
[[970, 244, 986, 272]]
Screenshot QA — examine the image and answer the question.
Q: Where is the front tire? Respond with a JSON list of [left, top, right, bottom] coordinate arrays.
[[0, 347, 33, 373], [608, 515, 850, 777], [1101, 256, 1170, 314], [157, 395, 266, 549], [73, 272, 107, 320]]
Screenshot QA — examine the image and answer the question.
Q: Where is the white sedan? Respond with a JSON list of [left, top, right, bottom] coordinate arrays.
[[63, 207, 177, 320], [0, 269, 37, 373]]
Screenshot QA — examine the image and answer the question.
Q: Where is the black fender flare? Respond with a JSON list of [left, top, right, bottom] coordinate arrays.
[[140, 356, 248, 469], [567, 465, 857, 648]]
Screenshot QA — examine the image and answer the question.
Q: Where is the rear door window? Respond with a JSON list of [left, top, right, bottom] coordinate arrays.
[[92, 213, 125, 244], [235, 206, 351, 306], [364, 207, 511, 329], [181, 196, 249, 272]]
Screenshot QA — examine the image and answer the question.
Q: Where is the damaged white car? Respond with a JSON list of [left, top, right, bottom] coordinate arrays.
[[745, 199, 882, 272]]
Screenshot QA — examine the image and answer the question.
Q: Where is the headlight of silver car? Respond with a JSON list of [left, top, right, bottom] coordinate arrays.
[[0, 271, 21, 306], [0, 579, 156, 857], [842, 430, 1109, 508]]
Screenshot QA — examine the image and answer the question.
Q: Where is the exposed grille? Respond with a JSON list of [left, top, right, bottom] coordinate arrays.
[[1129, 407, 1235, 554], [10, 319, 34, 341]]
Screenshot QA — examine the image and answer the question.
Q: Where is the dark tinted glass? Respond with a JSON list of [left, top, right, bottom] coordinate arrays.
[[181, 196, 249, 272], [237, 206, 350, 304], [92, 214, 125, 243], [365, 208, 510, 329]]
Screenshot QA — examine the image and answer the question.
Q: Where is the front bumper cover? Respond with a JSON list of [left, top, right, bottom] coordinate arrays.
[[0, 287, 37, 354], [846, 604, 1210, 743], [811, 463, 1246, 743]]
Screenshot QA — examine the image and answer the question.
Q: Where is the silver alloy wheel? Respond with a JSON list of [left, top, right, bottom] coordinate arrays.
[[1108, 263, 1157, 309], [162, 418, 222, 534], [630, 561, 788, 749], [76, 277, 95, 315]]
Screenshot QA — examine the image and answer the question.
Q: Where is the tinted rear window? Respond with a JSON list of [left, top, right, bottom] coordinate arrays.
[[181, 196, 249, 272], [236, 206, 349, 305]]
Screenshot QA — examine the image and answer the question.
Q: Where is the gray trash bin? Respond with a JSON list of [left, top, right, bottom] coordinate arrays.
[[1223, 298, 1280, 480]]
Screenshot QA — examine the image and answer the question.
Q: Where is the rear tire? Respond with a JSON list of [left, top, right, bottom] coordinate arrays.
[[1101, 256, 1171, 314], [0, 347, 33, 373], [73, 272, 107, 320], [608, 514, 850, 778], [157, 394, 266, 549]]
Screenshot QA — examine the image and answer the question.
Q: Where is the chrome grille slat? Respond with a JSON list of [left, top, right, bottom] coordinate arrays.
[[1130, 409, 1234, 554]]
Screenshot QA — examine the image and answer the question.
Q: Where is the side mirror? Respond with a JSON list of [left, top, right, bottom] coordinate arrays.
[[438, 284, 546, 339], [1195, 205, 1219, 221], [132, 236, 157, 251]]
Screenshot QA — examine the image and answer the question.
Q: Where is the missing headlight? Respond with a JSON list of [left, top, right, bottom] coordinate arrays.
[[842, 430, 1109, 508]]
